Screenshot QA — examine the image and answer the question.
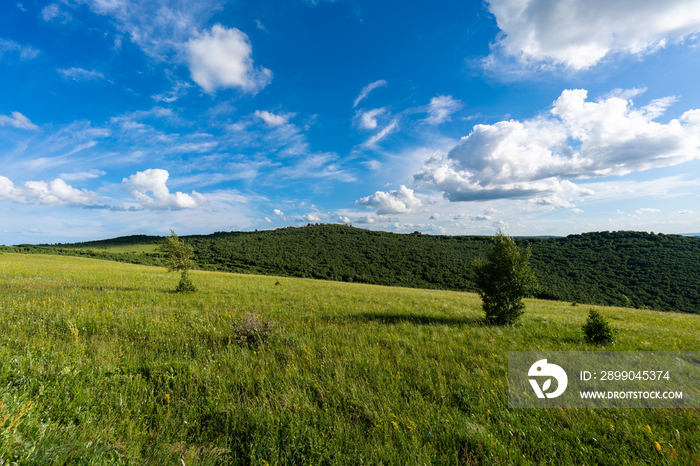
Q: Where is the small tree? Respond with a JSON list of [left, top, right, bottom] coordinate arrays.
[[473, 231, 539, 325], [162, 229, 196, 292], [582, 309, 615, 344]]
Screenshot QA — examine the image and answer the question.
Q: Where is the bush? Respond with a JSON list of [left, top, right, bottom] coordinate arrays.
[[175, 270, 196, 293], [582, 309, 615, 344], [473, 231, 540, 325], [231, 313, 277, 347]]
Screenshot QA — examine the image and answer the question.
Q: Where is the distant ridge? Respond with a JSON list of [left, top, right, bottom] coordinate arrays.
[[6, 226, 699, 314]]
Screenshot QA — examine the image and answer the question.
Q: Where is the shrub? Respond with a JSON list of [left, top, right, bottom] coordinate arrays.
[[582, 309, 615, 344], [231, 313, 277, 347], [473, 231, 540, 325], [175, 270, 196, 293]]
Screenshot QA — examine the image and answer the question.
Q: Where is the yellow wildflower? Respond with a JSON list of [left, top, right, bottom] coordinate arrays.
[[654, 441, 661, 451]]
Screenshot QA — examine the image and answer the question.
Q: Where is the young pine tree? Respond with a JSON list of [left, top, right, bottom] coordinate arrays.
[[162, 229, 196, 292], [473, 231, 540, 325]]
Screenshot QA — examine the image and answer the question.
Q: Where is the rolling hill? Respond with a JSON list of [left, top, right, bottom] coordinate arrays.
[[5, 225, 700, 313]]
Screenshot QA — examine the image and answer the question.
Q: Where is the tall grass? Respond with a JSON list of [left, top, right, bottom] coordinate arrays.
[[0, 253, 698, 464]]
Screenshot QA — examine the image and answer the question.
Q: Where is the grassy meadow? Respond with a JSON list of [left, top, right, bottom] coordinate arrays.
[[1, 252, 699, 464]]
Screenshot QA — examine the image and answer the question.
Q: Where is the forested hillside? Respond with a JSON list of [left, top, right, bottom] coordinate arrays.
[[5, 226, 699, 313]]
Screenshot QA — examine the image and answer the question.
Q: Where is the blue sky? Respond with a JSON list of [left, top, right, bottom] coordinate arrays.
[[2, 0, 700, 244]]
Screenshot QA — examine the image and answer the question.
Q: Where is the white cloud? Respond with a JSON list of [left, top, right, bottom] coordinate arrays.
[[255, 110, 292, 127], [0, 176, 100, 206], [58, 170, 106, 181], [356, 185, 422, 215], [363, 120, 398, 148], [81, 0, 221, 61], [526, 196, 575, 211], [354, 108, 386, 130], [254, 19, 268, 32], [0, 112, 39, 130], [353, 214, 377, 224], [415, 88, 700, 202], [571, 208, 584, 213], [486, 0, 700, 70], [57, 67, 105, 81], [186, 24, 272, 94], [151, 81, 191, 102], [122, 169, 207, 210], [338, 216, 351, 224], [303, 212, 322, 222], [679, 210, 693, 214], [423, 95, 462, 125], [636, 208, 661, 214], [0, 176, 27, 203], [0, 38, 39, 60], [41, 3, 72, 23], [361, 160, 382, 171], [272, 208, 284, 217], [353, 80, 387, 107]]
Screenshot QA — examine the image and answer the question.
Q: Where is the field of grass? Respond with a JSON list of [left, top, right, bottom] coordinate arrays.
[[0, 252, 699, 464]]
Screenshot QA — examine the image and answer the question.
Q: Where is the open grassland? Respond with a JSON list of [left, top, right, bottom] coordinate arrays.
[[0, 253, 699, 465]]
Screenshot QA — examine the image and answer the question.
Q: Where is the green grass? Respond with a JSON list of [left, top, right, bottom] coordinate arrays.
[[0, 253, 699, 465]]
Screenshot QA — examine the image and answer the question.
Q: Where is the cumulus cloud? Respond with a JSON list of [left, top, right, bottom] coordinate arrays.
[[122, 169, 207, 210], [415, 88, 700, 202], [0, 111, 38, 130], [353, 80, 387, 107], [679, 210, 693, 214], [356, 185, 422, 215], [486, 0, 700, 70], [636, 208, 660, 214], [526, 196, 575, 211], [303, 212, 322, 222], [186, 24, 272, 94], [0, 176, 100, 205], [353, 214, 377, 224], [354, 108, 386, 130], [57, 67, 105, 81], [272, 208, 284, 216], [423, 95, 462, 125], [255, 110, 293, 127]]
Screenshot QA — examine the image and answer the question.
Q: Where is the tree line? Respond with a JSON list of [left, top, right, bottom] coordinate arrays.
[[4, 225, 699, 313]]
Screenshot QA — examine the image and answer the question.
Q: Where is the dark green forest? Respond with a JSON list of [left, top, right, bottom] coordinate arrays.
[[4, 225, 699, 314]]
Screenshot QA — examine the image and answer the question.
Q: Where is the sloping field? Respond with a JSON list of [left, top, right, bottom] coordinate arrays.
[[0, 253, 699, 464]]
